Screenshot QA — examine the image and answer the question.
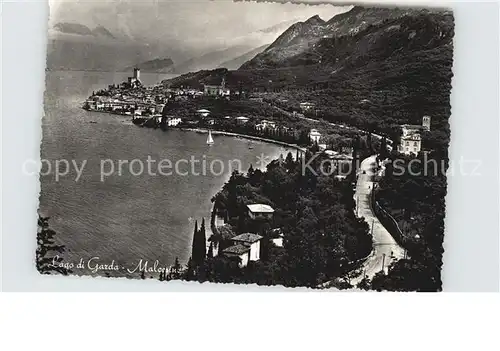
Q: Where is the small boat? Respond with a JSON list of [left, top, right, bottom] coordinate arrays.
[[89, 121, 97, 124], [207, 130, 214, 145]]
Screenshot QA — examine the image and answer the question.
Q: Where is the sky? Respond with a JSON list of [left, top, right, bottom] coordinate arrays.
[[48, 0, 351, 51]]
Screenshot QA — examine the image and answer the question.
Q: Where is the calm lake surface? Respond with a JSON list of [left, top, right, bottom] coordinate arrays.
[[41, 71, 293, 278]]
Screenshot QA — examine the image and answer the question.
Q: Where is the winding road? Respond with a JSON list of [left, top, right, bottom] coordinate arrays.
[[350, 155, 404, 285], [270, 102, 400, 287]]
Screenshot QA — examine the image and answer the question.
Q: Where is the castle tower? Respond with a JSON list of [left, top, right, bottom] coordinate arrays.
[[133, 68, 141, 81], [422, 116, 431, 131]]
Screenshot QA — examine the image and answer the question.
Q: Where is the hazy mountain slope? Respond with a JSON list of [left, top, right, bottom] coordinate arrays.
[[53, 22, 116, 39], [92, 25, 116, 39], [173, 45, 257, 74], [47, 21, 156, 71], [123, 58, 175, 73], [46, 38, 152, 72], [218, 44, 270, 70], [54, 22, 93, 36]]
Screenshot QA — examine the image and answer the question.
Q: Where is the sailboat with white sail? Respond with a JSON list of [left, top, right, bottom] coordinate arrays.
[[207, 129, 214, 145]]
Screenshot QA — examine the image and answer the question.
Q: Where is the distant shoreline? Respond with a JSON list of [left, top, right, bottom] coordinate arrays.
[[46, 68, 179, 75], [178, 127, 306, 153]]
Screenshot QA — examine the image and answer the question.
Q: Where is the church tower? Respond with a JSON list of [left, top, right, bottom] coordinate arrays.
[[422, 116, 431, 131], [133, 67, 141, 82]]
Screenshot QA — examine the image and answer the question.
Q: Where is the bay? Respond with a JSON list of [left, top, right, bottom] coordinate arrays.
[[40, 70, 293, 278]]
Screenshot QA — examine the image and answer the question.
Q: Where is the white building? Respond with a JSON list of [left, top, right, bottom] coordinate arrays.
[[222, 245, 250, 267], [300, 102, 316, 112], [166, 117, 182, 127], [247, 204, 274, 220], [235, 116, 249, 125], [398, 116, 431, 155], [256, 119, 277, 131], [231, 233, 263, 262], [196, 109, 210, 118], [269, 228, 284, 248], [399, 132, 421, 155], [309, 129, 322, 143], [204, 77, 230, 97], [155, 104, 165, 114]]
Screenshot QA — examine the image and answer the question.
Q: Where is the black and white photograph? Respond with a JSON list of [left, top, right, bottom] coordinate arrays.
[[38, 0, 455, 291]]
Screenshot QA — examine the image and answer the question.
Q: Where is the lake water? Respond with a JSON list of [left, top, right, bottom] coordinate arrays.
[[40, 71, 293, 278]]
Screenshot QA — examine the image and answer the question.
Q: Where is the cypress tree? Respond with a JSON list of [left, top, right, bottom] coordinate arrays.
[[351, 136, 360, 181], [191, 220, 198, 264], [199, 218, 207, 264], [207, 242, 214, 259], [285, 151, 295, 172], [379, 137, 388, 159]]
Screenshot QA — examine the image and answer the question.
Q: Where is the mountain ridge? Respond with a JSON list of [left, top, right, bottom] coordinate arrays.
[[162, 6, 454, 142], [240, 6, 445, 70]]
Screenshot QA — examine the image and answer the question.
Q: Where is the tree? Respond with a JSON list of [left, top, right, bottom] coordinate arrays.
[[36, 215, 71, 275], [285, 151, 295, 172], [284, 205, 326, 287], [159, 270, 165, 281], [171, 256, 181, 279], [342, 268, 362, 287], [185, 257, 195, 281], [207, 242, 214, 259], [350, 136, 360, 181], [367, 132, 373, 151], [379, 137, 388, 159], [198, 218, 207, 264], [310, 140, 320, 153], [356, 275, 372, 291], [191, 220, 199, 265]]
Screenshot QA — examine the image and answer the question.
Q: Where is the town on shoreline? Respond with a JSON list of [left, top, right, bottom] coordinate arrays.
[[77, 66, 444, 291], [83, 68, 371, 160]]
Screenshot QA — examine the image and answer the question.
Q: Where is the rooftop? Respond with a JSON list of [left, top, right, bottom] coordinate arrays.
[[247, 204, 274, 213], [223, 244, 250, 255], [401, 124, 426, 130], [232, 233, 263, 244], [402, 134, 421, 140]]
